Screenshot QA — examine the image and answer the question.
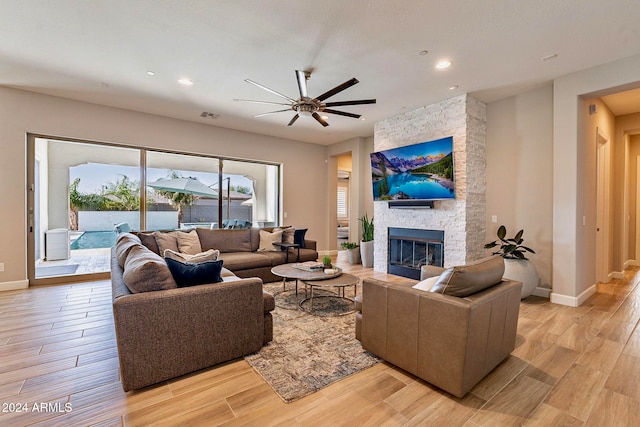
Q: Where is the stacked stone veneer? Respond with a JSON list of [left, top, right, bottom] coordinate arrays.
[[373, 94, 487, 272]]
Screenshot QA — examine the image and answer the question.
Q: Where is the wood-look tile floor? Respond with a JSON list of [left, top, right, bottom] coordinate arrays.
[[1, 260, 639, 426]]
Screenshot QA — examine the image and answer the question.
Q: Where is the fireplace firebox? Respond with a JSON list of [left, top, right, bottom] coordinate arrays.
[[388, 228, 444, 279]]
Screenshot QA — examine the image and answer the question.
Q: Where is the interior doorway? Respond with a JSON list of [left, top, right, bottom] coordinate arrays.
[[336, 153, 352, 250], [595, 127, 610, 284]]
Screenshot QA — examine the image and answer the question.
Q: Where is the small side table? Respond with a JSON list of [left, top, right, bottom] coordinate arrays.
[[272, 242, 300, 262]]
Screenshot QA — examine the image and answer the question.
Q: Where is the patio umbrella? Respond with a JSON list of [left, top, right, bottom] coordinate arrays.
[[148, 177, 217, 197]]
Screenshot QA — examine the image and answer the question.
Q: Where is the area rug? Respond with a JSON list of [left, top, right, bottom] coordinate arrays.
[[35, 264, 79, 277], [245, 281, 380, 402]]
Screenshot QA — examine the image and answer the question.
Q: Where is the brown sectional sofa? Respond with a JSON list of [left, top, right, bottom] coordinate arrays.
[[355, 257, 522, 397], [111, 226, 317, 391]]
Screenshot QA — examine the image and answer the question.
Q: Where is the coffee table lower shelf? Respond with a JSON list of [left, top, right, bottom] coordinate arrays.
[[299, 274, 359, 314]]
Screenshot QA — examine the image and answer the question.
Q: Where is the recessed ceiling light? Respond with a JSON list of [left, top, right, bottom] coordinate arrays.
[[360, 117, 367, 121], [147, 71, 155, 76], [419, 50, 429, 56], [436, 60, 452, 69], [541, 54, 558, 61], [449, 85, 459, 90], [178, 78, 193, 86], [321, 115, 329, 120]]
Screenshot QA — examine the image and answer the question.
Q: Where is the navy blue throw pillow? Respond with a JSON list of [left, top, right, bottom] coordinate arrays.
[[165, 258, 224, 287], [294, 228, 307, 249]]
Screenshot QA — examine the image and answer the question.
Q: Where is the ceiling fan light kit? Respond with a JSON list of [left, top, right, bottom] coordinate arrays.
[[235, 70, 376, 127]]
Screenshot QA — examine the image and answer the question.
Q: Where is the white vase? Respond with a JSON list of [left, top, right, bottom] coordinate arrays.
[[503, 258, 539, 299], [347, 248, 361, 264], [360, 240, 374, 268]]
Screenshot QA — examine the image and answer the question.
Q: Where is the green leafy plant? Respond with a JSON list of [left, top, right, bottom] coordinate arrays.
[[340, 241, 359, 250], [322, 255, 333, 267], [360, 213, 374, 242], [484, 225, 536, 260]]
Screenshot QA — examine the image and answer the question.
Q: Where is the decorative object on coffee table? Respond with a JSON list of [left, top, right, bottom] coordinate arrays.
[[360, 213, 374, 268], [485, 225, 539, 298], [322, 254, 333, 268]]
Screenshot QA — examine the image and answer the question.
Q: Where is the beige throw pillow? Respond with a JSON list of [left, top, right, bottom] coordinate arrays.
[[282, 227, 295, 244], [412, 275, 440, 292], [164, 248, 220, 263], [177, 229, 202, 255], [154, 231, 179, 254], [258, 229, 283, 252]]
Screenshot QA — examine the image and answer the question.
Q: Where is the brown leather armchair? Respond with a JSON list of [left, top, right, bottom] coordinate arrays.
[[355, 257, 522, 397]]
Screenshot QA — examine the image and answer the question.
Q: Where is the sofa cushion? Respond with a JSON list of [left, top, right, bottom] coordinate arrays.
[[177, 229, 202, 254], [430, 255, 505, 297], [115, 233, 142, 268], [217, 252, 272, 271], [122, 245, 178, 293], [258, 229, 283, 251], [137, 232, 161, 255], [165, 258, 224, 287], [154, 231, 179, 254], [196, 228, 252, 253], [164, 248, 219, 264], [294, 228, 308, 249]]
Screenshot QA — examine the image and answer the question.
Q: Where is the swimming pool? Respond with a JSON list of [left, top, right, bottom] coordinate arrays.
[[70, 231, 117, 250]]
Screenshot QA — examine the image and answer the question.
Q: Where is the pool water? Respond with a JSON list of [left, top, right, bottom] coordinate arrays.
[[70, 231, 117, 250]]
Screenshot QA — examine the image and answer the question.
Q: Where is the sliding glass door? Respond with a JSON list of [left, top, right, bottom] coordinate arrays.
[[27, 135, 282, 284]]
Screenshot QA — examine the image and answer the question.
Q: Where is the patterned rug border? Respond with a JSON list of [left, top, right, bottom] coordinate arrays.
[[245, 282, 380, 403]]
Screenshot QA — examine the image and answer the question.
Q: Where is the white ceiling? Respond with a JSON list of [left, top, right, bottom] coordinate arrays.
[[2, 0, 640, 145]]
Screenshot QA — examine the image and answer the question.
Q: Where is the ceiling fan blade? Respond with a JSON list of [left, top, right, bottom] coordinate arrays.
[[295, 70, 308, 98], [234, 99, 292, 106], [315, 78, 359, 101], [323, 108, 361, 119], [324, 99, 376, 107], [245, 79, 296, 102], [287, 114, 299, 126], [312, 112, 329, 127], [254, 109, 291, 118]]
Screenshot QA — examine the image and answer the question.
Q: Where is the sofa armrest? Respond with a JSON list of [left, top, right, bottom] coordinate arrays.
[[304, 239, 317, 251], [420, 264, 446, 280], [113, 277, 265, 391]]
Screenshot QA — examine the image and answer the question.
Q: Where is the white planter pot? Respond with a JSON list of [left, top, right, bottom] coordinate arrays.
[[360, 240, 374, 268], [347, 248, 361, 264], [503, 258, 539, 299]]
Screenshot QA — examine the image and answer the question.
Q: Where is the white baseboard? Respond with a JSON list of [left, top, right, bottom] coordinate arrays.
[[0, 280, 29, 292], [550, 284, 596, 307], [318, 250, 338, 257], [609, 271, 625, 280], [532, 287, 551, 298], [624, 259, 638, 269]]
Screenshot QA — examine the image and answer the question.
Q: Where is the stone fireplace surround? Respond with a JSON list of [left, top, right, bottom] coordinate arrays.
[[373, 94, 487, 273]]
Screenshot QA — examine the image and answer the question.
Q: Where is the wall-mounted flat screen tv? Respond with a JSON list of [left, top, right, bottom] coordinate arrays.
[[370, 136, 455, 202]]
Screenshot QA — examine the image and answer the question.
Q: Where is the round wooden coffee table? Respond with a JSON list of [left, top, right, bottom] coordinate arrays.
[[300, 273, 359, 313], [271, 264, 343, 297]]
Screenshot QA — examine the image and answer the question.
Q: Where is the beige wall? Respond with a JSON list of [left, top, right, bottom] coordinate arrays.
[[613, 114, 640, 267], [486, 85, 553, 290], [0, 87, 329, 289], [553, 53, 640, 306]]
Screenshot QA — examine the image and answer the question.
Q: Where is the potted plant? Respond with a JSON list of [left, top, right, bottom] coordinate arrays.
[[341, 241, 361, 264], [485, 225, 538, 299], [360, 213, 374, 268], [322, 255, 333, 269]]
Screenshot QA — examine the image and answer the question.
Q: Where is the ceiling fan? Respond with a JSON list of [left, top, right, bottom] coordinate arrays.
[[234, 70, 376, 127]]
